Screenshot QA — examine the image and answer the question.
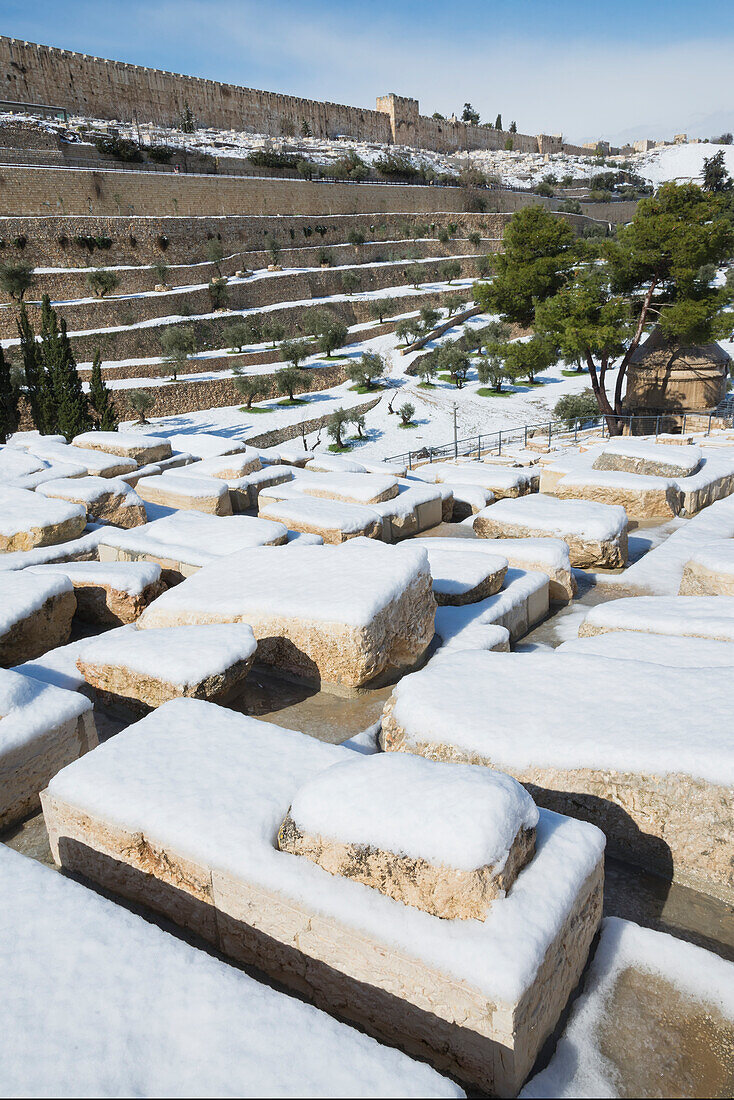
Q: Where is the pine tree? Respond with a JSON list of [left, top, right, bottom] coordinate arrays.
[[0, 345, 19, 443], [88, 350, 118, 431], [16, 303, 46, 432]]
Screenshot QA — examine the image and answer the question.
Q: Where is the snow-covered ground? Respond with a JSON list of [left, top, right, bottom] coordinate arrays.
[[124, 309, 609, 461], [636, 142, 734, 186]]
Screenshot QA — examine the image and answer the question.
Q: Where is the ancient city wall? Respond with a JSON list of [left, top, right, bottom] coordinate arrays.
[[0, 37, 582, 156]]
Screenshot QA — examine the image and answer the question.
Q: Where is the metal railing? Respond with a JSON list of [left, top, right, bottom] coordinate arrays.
[[387, 410, 733, 469]]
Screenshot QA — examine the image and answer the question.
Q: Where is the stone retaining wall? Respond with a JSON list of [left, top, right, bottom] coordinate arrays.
[[0, 210, 506, 266], [2, 253, 482, 337]]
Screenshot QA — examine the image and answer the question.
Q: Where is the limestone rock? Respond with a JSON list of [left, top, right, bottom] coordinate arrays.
[[474, 494, 628, 569], [679, 540, 734, 596], [137, 542, 435, 689], [135, 472, 233, 516], [0, 487, 87, 552], [28, 561, 165, 625], [593, 439, 702, 478], [76, 624, 257, 712], [37, 476, 147, 528], [555, 470, 682, 520], [278, 753, 537, 920], [0, 572, 76, 665], [259, 497, 382, 544], [0, 667, 96, 828], [423, 547, 508, 605], [72, 431, 172, 465]]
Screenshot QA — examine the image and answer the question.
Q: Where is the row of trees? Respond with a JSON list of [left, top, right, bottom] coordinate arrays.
[[0, 299, 117, 443], [473, 172, 734, 432]]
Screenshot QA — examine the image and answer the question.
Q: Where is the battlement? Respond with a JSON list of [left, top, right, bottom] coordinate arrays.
[[0, 36, 583, 156]]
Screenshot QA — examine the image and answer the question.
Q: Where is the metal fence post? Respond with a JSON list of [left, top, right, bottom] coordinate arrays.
[[708, 412, 712, 435], [524, 425, 528, 447], [548, 421, 552, 448], [477, 435, 481, 459], [574, 419, 578, 442], [498, 430, 502, 456]]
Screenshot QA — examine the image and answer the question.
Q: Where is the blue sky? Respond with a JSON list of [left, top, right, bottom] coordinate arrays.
[[1, 0, 732, 143]]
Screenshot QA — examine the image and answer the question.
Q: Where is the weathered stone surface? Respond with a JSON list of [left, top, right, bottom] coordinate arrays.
[[679, 540, 734, 596], [72, 430, 173, 465], [28, 561, 165, 625], [0, 487, 87, 552], [137, 542, 435, 689], [42, 701, 604, 1097], [474, 495, 628, 569], [76, 624, 257, 712], [593, 440, 702, 478], [0, 573, 76, 665], [416, 535, 576, 604], [135, 473, 233, 516], [278, 813, 535, 920], [423, 547, 508, 605], [229, 465, 294, 511], [259, 498, 382, 544], [579, 595, 734, 643], [555, 471, 682, 519], [97, 512, 288, 583], [37, 476, 147, 528], [169, 450, 262, 480], [380, 650, 734, 903], [0, 667, 97, 828]]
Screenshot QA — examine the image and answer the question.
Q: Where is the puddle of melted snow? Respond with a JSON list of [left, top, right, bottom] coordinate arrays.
[[598, 966, 734, 1097]]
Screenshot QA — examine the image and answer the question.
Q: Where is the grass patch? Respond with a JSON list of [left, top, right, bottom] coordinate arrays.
[[398, 421, 418, 429], [239, 405, 274, 414], [477, 387, 514, 398], [276, 397, 309, 406], [523, 378, 546, 387], [328, 442, 354, 452], [417, 381, 436, 388], [348, 383, 385, 394], [561, 369, 587, 377]]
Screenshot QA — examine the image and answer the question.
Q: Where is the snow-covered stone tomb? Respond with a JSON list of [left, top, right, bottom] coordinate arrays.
[[72, 429, 173, 465], [137, 542, 435, 689], [413, 536, 576, 604], [0, 486, 86, 552], [278, 752, 538, 919], [0, 571, 76, 665], [42, 699, 604, 1096], [593, 438, 703, 478], [579, 595, 734, 642], [259, 496, 383, 543], [473, 495, 628, 569], [381, 650, 734, 903], [97, 511, 287, 581], [679, 539, 734, 596], [76, 623, 257, 711], [0, 847, 459, 1098], [27, 561, 164, 626], [134, 472, 233, 516], [0, 667, 96, 827], [37, 475, 147, 528], [421, 546, 508, 605]]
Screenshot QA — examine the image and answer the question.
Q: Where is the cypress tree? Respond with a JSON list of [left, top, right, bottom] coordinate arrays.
[[39, 294, 62, 433], [495, 113, 503, 131], [54, 317, 92, 442], [17, 302, 46, 432], [89, 349, 118, 431], [0, 345, 19, 443]]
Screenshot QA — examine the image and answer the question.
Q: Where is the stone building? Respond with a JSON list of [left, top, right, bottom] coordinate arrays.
[[625, 327, 731, 418]]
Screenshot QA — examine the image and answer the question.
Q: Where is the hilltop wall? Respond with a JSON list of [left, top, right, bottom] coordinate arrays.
[[0, 37, 585, 155]]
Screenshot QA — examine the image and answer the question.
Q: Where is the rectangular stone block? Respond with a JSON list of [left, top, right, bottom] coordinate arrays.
[[135, 473, 233, 516], [42, 700, 604, 1096]]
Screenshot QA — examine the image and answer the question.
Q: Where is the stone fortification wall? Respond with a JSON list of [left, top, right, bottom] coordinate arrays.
[[0, 38, 584, 156], [0, 37, 393, 143]]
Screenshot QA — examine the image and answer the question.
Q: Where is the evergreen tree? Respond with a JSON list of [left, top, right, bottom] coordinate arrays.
[[17, 303, 46, 432], [509, 121, 517, 134], [702, 150, 732, 193], [38, 296, 91, 440], [495, 113, 503, 131], [89, 350, 118, 431], [0, 345, 19, 443]]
